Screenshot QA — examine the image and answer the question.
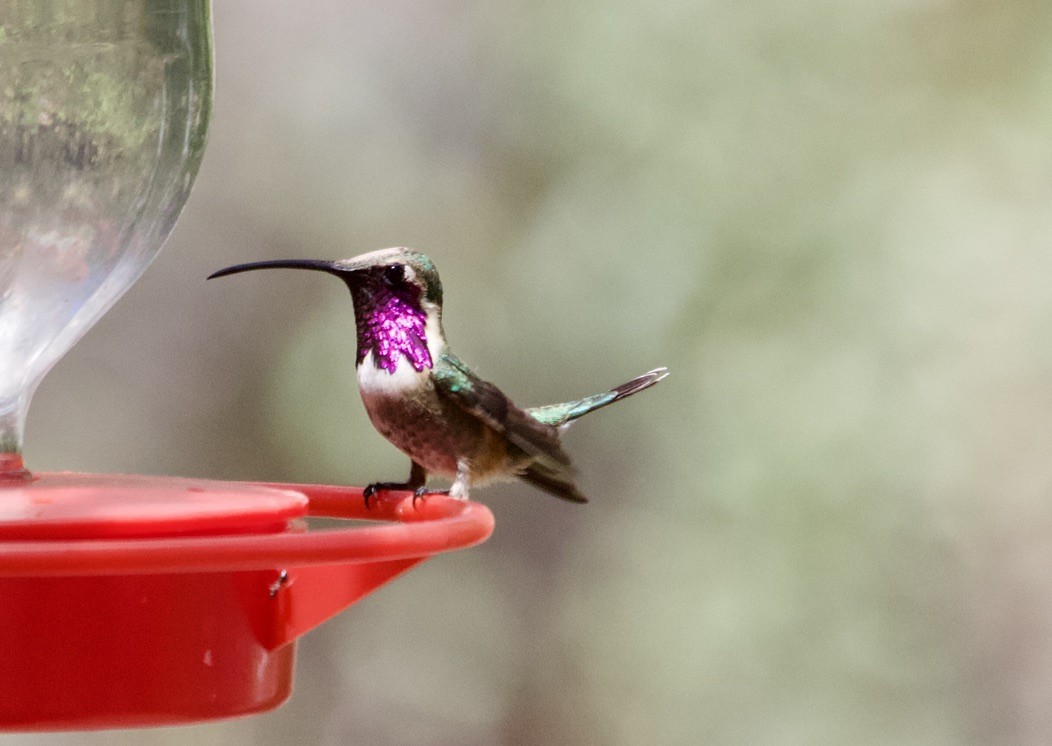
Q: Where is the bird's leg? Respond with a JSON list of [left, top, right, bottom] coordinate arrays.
[[363, 461, 427, 509], [411, 459, 471, 509], [448, 458, 472, 501]]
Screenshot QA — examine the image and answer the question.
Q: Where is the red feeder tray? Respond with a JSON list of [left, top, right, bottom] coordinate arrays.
[[0, 463, 493, 731]]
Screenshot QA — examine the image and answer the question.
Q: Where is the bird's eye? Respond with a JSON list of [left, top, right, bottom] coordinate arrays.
[[382, 264, 405, 287]]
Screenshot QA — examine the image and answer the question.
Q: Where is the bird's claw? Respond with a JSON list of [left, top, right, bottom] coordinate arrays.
[[363, 482, 428, 510], [362, 484, 377, 510], [363, 482, 397, 510], [411, 487, 449, 510]]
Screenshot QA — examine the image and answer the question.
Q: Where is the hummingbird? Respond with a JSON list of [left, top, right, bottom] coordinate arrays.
[[208, 248, 668, 504]]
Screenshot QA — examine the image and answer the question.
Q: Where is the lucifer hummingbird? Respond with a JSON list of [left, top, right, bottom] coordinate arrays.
[[208, 248, 668, 504]]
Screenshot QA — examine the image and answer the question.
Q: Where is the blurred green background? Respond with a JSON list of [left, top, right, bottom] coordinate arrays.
[[11, 0, 1052, 743]]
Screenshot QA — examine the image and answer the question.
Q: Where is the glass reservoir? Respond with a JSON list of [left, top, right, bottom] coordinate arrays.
[[0, 1, 212, 467]]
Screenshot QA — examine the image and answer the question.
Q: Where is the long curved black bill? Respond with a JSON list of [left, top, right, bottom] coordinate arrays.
[[207, 259, 353, 281]]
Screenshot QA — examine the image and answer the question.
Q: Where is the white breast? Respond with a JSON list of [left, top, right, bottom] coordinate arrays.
[[357, 350, 429, 398]]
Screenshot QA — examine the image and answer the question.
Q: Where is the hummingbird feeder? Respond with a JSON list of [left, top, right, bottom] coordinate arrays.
[[0, 0, 492, 730]]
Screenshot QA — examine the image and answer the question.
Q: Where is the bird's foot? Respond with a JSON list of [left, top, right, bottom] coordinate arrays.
[[363, 481, 420, 509], [412, 487, 447, 510]]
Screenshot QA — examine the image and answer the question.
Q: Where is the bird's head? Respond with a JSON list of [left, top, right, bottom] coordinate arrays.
[[209, 247, 445, 373]]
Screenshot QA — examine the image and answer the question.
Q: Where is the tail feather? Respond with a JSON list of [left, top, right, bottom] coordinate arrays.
[[528, 367, 669, 427], [519, 462, 588, 503], [610, 367, 670, 400]]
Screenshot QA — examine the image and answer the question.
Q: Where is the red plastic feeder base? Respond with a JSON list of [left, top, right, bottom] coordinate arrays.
[[0, 472, 493, 731]]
